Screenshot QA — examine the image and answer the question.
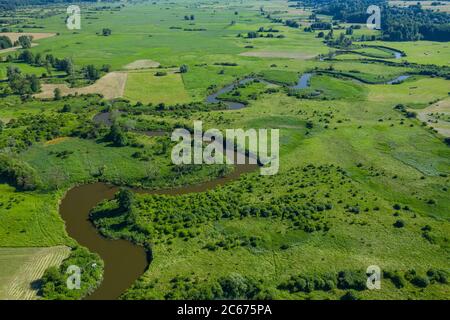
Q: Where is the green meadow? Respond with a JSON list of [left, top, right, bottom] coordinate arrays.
[[124, 71, 191, 104]]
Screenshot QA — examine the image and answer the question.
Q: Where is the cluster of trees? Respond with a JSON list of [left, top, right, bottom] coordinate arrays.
[[310, 22, 332, 30], [13, 50, 109, 82], [278, 271, 357, 293], [0, 35, 13, 49], [71, 118, 106, 140], [0, 113, 71, 152], [90, 165, 341, 249], [0, 0, 97, 11], [242, 31, 284, 39], [257, 27, 280, 33], [106, 123, 128, 147], [183, 28, 207, 32], [300, 0, 450, 41], [40, 246, 103, 300], [0, 153, 40, 191], [6, 66, 41, 95], [394, 104, 417, 119], [328, 32, 353, 47], [285, 19, 300, 28], [163, 273, 272, 300], [179, 64, 188, 73], [384, 268, 448, 289], [14, 50, 74, 76], [17, 35, 32, 49], [261, 14, 300, 29], [102, 28, 112, 36], [383, 4, 450, 41], [184, 15, 195, 21], [204, 235, 262, 251], [276, 268, 441, 295], [83, 64, 100, 81]]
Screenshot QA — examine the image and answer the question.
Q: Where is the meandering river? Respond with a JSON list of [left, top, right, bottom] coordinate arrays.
[[60, 137, 258, 299]]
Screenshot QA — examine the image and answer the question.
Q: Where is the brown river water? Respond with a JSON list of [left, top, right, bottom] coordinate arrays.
[[60, 161, 258, 300]]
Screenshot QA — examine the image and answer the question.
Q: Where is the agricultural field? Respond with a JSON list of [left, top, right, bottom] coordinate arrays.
[[124, 70, 191, 104], [0, 0, 449, 302], [0, 246, 70, 300]]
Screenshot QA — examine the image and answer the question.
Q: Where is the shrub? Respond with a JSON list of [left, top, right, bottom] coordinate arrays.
[[179, 64, 189, 73], [40, 246, 103, 300], [410, 275, 430, 288], [393, 219, 405, 228], [341, 290, 359, 300], [278, 274, 337, 293], [102, 28, 112, 36], [54, 88, 62, 100], [444, 137, 450, 146], [383, 270, 406, 288], [218, 273, 262, 299], [337, 270, 366, 291], [427, 269, 448, 284], [0, 154, 40, 191]]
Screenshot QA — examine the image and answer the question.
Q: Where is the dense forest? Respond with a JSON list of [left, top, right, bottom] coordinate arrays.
[[0, 0, 98, 10], [292, 0, 450, 41]]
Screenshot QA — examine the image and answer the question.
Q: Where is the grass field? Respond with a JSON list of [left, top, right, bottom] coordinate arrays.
[[361, 41, 450, 66], [0, 184, 70, 247], [368, 77, 450, 107], [124, 70, 191, 104], [0, 63, 47, 80]]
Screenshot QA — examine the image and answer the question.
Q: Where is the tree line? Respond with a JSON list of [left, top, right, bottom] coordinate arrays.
[[292, 0, 450, 41], [0, 0, 97, 11]]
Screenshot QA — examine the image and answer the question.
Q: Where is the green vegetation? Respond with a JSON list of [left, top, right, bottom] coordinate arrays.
[[40, 246, 103, 300], [0, 153, 40, 190], [0, 0, 448, 301], [303, 0, 450, 41], [124, 71, 191, 105]]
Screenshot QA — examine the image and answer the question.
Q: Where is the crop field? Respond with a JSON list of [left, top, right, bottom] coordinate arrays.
[[0, 246, 70, 300], [0, 0, 449, 301]]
